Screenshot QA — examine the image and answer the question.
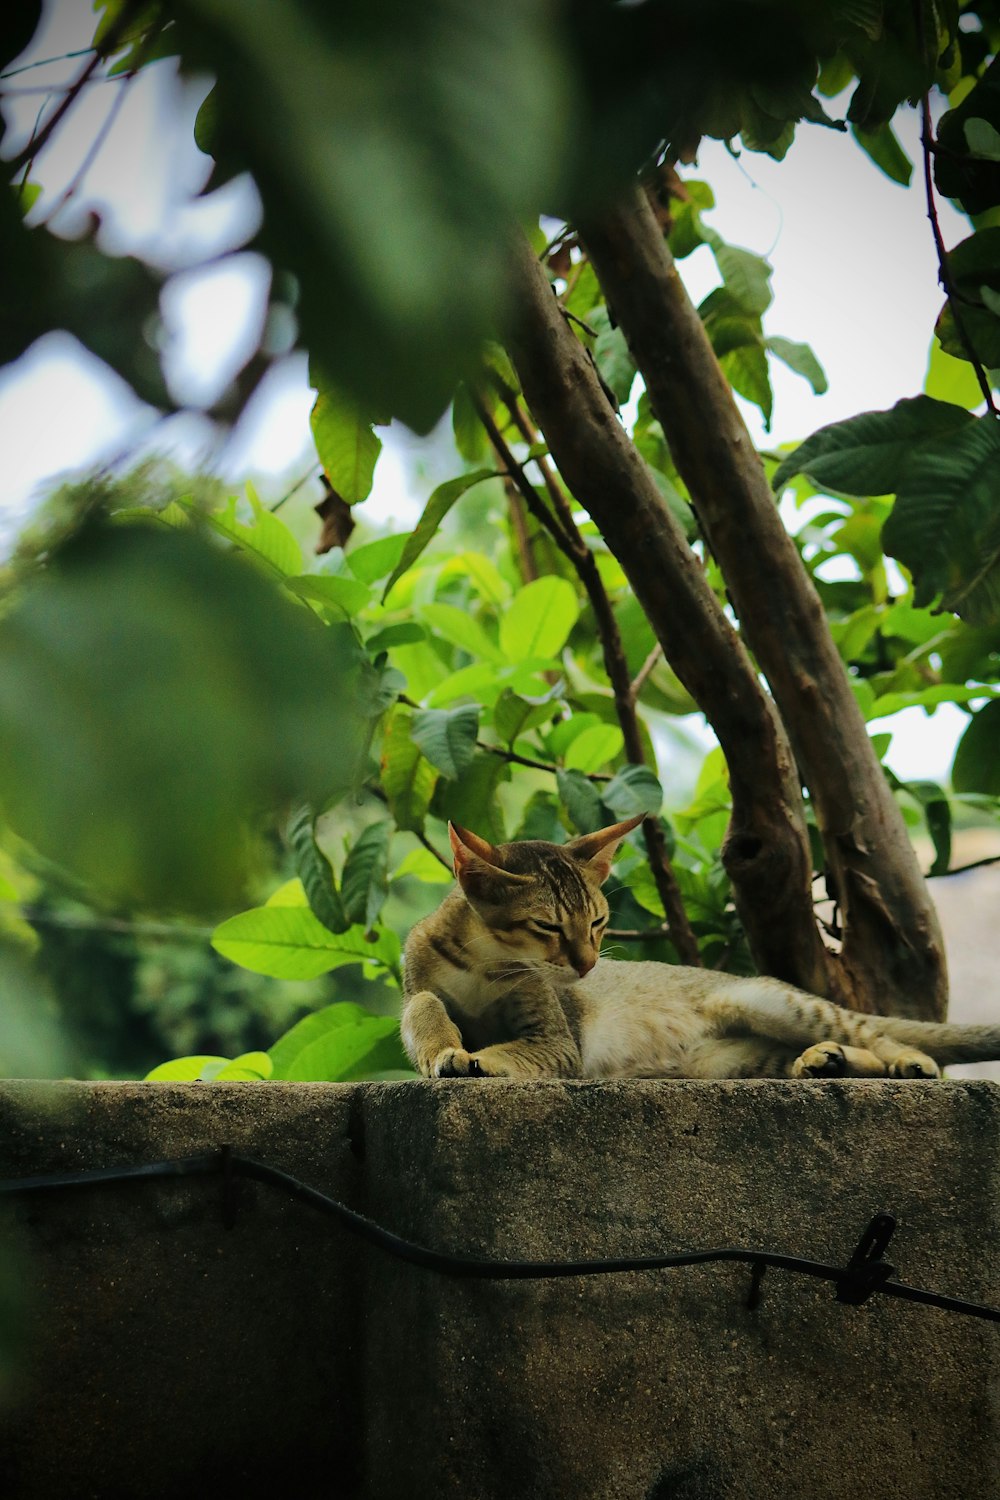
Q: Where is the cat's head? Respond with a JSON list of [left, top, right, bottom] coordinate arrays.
[[448, 815, 644, 979]]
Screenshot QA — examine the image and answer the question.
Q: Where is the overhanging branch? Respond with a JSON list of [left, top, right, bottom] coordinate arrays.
[[579, 186, 948, 1020], [505, 233, 830, 995]]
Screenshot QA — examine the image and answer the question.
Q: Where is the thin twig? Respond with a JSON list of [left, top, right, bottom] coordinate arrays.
[[480, 742, 612, 782], [629, 644, 663, 705], [1, 48, 96, 81], [917, 13, 998, 415], [473, 389, 702, 966], [367, 782, 452, 871], [22, 907, 213, 940], [7, 0, 152, 176], [270, 463, 321, 513], [413, 828, 453, 873], [397, 694, 611, 782], [928, 853, 1000, 878], [42, 48, 146, 229]]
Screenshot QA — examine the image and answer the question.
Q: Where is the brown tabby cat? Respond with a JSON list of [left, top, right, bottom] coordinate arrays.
[[402, 815, 1000, 1081]]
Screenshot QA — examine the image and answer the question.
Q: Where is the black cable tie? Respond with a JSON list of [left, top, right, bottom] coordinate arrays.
[[835, 1212, 897, 1305]]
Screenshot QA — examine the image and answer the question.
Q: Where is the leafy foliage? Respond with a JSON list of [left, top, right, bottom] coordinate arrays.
[[1, 1, 999, 1093]]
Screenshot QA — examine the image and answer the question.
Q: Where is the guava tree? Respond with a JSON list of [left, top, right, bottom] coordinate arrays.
[[1, 0, 999, 1079]]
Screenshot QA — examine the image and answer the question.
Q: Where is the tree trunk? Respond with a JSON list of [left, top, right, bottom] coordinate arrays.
[[578, 186, 947, 1021], [505, 233, 831, 997]]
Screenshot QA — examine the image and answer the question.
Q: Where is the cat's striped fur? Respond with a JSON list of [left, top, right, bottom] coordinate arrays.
[[401, 817, 1000, 1081]]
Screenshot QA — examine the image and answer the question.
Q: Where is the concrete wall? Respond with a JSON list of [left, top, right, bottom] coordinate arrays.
[[0, 1079, 998, 1500]]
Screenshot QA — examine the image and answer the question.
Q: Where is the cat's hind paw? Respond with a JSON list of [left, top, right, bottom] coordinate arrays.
[[888, 1049, 940, 1079], [793, 1041, 850, 1078], [433, 1047, 488, 1079]]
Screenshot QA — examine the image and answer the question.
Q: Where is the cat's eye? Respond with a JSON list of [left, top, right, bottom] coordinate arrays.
[[531, 920, 562, 935], [590, 916, 606, 929]]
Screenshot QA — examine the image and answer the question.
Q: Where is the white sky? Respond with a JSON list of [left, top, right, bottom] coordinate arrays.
[[0, 1, 983, 781]]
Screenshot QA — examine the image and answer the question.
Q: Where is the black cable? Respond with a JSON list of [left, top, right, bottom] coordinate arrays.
[[1, 1150, 997, 1323]]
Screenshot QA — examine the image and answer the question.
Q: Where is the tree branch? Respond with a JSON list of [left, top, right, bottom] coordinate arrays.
[[6, 1, 154, 177], [504, 233, 829, 994], [579, 185, 948, 1020], [472, 389, 702, 965], [919, 93, 999, 416]]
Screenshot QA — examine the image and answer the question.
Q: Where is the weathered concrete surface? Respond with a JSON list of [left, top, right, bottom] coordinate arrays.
[[0, 1080, 998, 1500]]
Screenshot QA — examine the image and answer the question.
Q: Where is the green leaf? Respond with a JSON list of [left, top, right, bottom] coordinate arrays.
[[409, 705, 480, 779], [379, 474, 500, 603], [420, 602, 505, 664], [547, 713, 602, 760], [923, 339, 987, 410], [178, 0, 569, 427], [285, 574, 372, 617], [900, 781, 952, 877], [866, 684, 999, 720], [587, 305, 637, 405], [345, 534, 410, 585], [965, 118, 1000, 161], [563, 723, 624, 773], [364, 622, 427, 653], [935, 229, 1000, 367], [492, 689, 559, 746], [936, 57, 1000, 215], [720, 341, 773, 429], [268, 1002, 410, 1081], [310, 383, 383, 504], [500, 577, 578, 660], [287, 804, 349, 933], [0, 524, 370, 912], [772, 397, 975, 496], [212, 907, 400, 979], [702, 229, 774, 316], [829, 604, 881, 661], [200, 488, 303, 577], [391, 847, 454, 884], [514, 788, 564, 842], [765, 337, 829, 395], [953, 700, 1000, 796], [430, 751, 509, 843], [452, 384, 492, 464], [602, 764, 663, 819], [266, 878, 308, 906], [851, 122, 913, 185], [380, 709, 438, 831], [341, 821, 391, 929], [425, 662, 502, 707], [881, 415, 1000, 622], [145, 1055, 231, 1081], [0, 186, 168, 407], [556, 768, 604, 834]]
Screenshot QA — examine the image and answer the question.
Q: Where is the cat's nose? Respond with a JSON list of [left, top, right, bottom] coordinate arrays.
[[574, 957, 595, 977]]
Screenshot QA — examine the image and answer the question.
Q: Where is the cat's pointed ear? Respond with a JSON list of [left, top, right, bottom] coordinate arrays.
[[448, 822, 531, 897], [566, 813, 645, 883], [449, 822, 502, 872]]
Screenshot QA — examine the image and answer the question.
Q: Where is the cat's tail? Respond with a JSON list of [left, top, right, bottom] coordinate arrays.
[[869, 1014, 1000, 1064]]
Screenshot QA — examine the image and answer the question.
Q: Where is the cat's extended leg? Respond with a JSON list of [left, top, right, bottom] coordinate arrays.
[[400, 990, 466, 1078], [437, 982, 582, 1080], [702, 982, 941, 1079]]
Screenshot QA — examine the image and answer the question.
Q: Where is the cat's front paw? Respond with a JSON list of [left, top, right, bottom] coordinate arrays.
[[888, 1049, 940, 1079], [793, 1041, 849, 1078], [433, 1047, 488, 1078]]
